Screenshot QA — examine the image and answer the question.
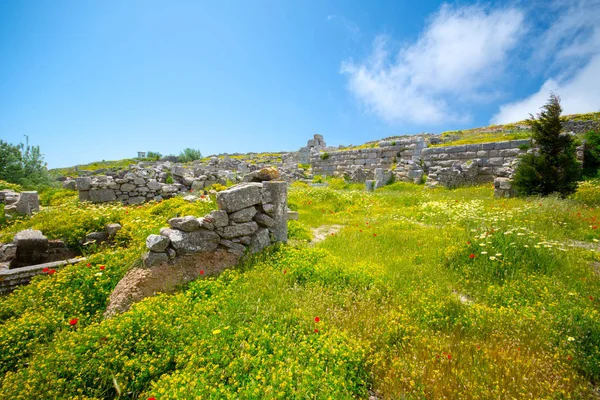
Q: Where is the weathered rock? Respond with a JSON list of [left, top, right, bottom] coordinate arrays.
[[146, 234, 170, 252], [216, 183, 262, 212], [161, 228, 220, 254], [62, 180, 77, 190], [13, 230, 49, 266], [105, 223, 122, 236], [207, 210, 229, 228], [85, 231, 108, 244], [89, 189, 117, 203], [128, 196, 146, 205], [120, 183, 136, 192], [254, 212, 276, 227], [243, 167, 280, 182], [168, 216, 201, 232], [250, 228, 270, 253], [15, 191, 40, 215], [75, 177, 92, 191], [262, 182, 287, 243], [143, 251, 169, 267], [229, 206, 257, 223], [198, 217, 215, 230], [0, 244, 17, 263], [219, 239, 246, 253], [218, 221, 258, 239]]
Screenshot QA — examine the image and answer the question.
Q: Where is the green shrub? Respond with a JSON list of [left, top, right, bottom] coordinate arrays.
[[320, 152, 330, 160], [582, 130, 600, 178], [178, 148, 202, 163], [146, 151, 162, 161], [287, 220, 312, 242]]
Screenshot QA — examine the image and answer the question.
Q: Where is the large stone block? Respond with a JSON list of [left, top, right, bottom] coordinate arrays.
[[160, 228, 220, 254], [216, 183, 262, 212], [262, 181, 287, 243], [15, 191, 39, 215], [75, 177, 92, 191], [89, 189, 117, 203], [168, 216, 201, 232], [14, 229, 49, 266], [146, 234, 170, 252], [229, 206, 257, 223], [218, 221, 258, 239]]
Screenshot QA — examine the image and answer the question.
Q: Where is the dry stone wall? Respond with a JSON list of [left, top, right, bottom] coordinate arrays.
[[142, 181, 288, 267], [0, 190, 39, 216]]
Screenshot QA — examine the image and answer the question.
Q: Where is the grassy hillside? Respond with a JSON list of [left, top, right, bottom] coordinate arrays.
[[1, 181, 599, 398]]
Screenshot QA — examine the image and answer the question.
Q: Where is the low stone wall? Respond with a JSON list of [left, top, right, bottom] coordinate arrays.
[[142, 181, 288, 266], [0, 258, 84, 295]]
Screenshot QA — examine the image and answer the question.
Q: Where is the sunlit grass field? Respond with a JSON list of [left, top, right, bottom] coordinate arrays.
[[1, 181, 599, 399]]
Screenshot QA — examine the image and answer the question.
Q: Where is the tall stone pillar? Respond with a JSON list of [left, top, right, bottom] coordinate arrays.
[[262, 181, 288, 243]]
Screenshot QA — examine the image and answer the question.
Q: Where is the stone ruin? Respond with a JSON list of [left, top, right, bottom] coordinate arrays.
[[0, 190, 39, 216], [104, 181, 289, 317], [298, 134, 326, 165]]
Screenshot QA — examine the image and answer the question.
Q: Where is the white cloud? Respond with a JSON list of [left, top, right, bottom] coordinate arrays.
[[341, 4, 525, 124], [491, 55, 600, 123], [492, 0, 600, 124]]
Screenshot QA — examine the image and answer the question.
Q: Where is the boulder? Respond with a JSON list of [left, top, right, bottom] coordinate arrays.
[[242, 167, 280, 182], [168, 216, 201, 232], [161, 228, 220, 255], [75, 177, 92, 191], [85, 231, 108, 244], [146, 234, 170, 252], [15, 191, 40, 215], [216, 183, 262, 212], [105, 223, 122, 236]]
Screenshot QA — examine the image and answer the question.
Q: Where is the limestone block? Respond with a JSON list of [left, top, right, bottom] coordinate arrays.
[[15, 192, 39, 215], [127, 196, 146, 205], [218, 221, 259, 239], [230, 206, 257, 223], [75, 177, 92, 191], [262, 181, 287, 243], [14, 229, 49, 266], [207, 210, 229, 228], [495, 141, 512, 150], [250, 228, 271, 253], [168, 216, 201, 232], [160, 228, 220, 255], [89, 189, 116, 203], [146, 234, 170, 252], [105, 223, 122, 236], [254, 212, 276, 227], [120, 183, 136, 192], [216, 183, 262, 213]]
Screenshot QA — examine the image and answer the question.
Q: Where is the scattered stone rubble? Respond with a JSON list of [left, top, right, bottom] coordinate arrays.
[[0, 229, 77, 270]]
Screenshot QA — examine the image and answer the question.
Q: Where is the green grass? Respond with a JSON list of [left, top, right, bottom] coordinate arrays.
[[50, 158, 143, 178], [1, 182, 600, 398]]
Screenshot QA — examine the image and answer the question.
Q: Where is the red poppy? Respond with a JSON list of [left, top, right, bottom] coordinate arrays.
[[199, 270, 205, 275], [593, 226, 598, 230], [567, 355, 573, 361], [476, 345, 481, 350], [360, 230, 362, 233], [42, 267, 50, 273], [99, 265, 105, 270], [373, 234, 377, 237], [314, 316, 320, 323], [69, 318, 78, 326], [48, 269, 57, 275], [469, 253, 475, 259], [148, 398, 157, 400], [447, 354, 452, 360], [590, 296, 594, 301], [466, 241, 471, 245], [86, 263, 91, 267], [283, 269, 287, 274], [331, 233, 334, 236], [314, 328, 319, 333]]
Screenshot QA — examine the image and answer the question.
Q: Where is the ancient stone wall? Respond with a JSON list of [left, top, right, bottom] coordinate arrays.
[[310, 137, 427, 176], [142, 181, 288, 267]]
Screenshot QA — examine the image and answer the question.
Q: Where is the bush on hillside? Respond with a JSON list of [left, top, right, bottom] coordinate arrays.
[[513, 93, 580, 197], [0, 137, 53, 189], [178, 148, 202, 163], [582, 130, 600, 178], [146, 151, 162, 161]]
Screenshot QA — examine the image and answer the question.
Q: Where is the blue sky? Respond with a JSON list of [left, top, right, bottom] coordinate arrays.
[[1, 0, 599, 168]]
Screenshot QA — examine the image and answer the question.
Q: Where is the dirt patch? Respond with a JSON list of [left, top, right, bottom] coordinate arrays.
[[104, 249, 240, 318], [310, 225, 344, 244]]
